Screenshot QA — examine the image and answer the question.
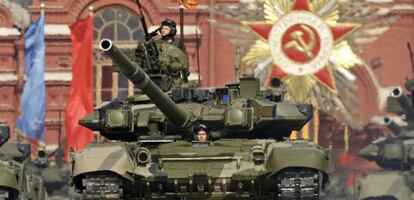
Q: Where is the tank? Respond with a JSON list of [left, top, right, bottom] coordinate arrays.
[[353, 82, 414, 200], [68, 37, 332, 200], [30, 146, 81, 199], [0, 122, 47, 200]]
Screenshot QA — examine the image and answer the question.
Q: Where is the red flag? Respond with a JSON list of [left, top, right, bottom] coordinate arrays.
[[337, 151, 355, 166], [65, 16, 94, 159]]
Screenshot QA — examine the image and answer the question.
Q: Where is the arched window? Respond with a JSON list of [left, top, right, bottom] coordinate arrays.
[[93, 6, 144, 104]]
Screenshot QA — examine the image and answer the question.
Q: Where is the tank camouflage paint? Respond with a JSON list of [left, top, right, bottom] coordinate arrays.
[[69, 39, 332, 200], [355, 170, 412, 200], [354, 80, 414, 200], [30, 146, 81, 200], [0, 122, 47, 200]]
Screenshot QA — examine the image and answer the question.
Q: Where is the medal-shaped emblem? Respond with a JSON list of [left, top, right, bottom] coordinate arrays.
[[269, 11, 333, 75], [245, 0, 359, 97]]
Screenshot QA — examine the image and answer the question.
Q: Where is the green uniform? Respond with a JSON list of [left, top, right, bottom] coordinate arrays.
[[112, 38, 190, 91], [156, 39, 190, 86]]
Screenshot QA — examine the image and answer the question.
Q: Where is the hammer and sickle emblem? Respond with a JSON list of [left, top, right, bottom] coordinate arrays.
[[284, 24, 316, 59]]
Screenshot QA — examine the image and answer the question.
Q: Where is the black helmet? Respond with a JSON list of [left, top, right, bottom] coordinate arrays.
[[193, 123, 210, 141], [160, 18, 177, 38], [195, 123, 208, 133]]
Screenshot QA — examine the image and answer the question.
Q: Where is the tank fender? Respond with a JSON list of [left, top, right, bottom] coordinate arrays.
[[0, 164, 20, 191], [71, 143, 135, 182], [265, 141, 331, 177], [354, 171, 411, 200]]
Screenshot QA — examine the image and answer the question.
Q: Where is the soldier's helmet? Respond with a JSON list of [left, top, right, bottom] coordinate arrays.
[[160, 18, 177, 38]]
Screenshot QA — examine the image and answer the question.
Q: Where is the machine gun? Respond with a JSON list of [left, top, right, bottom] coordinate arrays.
[[135, 0, 163, 76], [131, 0, 189, 92]]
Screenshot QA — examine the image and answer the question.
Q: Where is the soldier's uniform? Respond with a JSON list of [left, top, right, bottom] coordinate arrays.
[[133, 18, 190, 91], [156, 19, 189, 88]]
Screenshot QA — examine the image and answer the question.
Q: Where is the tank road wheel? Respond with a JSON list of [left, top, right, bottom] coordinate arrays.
[[276, 168, 322, 200], [0, 187, 18, 200], [81, 173, 125, 200]]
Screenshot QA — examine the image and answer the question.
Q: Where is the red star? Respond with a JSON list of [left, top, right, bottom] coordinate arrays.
[[247, 0, 358, 89]]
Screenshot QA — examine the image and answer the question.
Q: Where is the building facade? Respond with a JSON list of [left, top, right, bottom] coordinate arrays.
[[0, 0, 413, 151]]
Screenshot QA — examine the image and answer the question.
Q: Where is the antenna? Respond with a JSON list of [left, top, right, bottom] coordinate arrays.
[[179, 6, 185, 52], [195, 10, 201, 86], [407, 43, 414, 108], [234, 45, 241, 81], [135, 0, 149, 39], [407, 42, 414, 77]]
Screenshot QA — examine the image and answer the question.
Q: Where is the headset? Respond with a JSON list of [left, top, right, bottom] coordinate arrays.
[[160, 18, 177, 38]]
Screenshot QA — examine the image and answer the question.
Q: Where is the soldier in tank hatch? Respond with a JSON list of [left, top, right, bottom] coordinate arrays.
[[194, 123, 210, 142], [159, 18, 180, 47], [147, 18, 180, 48], [143, 18, 190, 86]]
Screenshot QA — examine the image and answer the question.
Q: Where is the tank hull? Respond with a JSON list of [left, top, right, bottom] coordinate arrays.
[[0, 163, 20, 199], [71, 139, 331, 199]]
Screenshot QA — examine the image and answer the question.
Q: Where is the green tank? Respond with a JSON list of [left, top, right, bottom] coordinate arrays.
[[354, 82, 414, 200], [69, 38, 332, 200], [30, 147, 81, 199], [0, 122, 47, 200]]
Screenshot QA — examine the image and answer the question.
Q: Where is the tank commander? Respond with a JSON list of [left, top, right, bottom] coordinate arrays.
[[158, 18, 189, 81], [158, 18, 180, 48], [146, 18, 181, 49], [144, 18, 190, 87]]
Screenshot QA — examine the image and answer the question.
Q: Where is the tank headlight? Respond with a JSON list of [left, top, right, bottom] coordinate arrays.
[[251, 147, 265, 165], [105, 109, 133, 131], [135, 148, 150, 164], [252, 152, 265, 164]]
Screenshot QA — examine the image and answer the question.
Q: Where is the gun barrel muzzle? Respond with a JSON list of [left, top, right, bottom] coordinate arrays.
[[383, 117, 402, 135], [390, 87, 414, 124]]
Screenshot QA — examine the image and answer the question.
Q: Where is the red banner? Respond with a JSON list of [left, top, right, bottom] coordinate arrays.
[[65, 16, 94, 160]]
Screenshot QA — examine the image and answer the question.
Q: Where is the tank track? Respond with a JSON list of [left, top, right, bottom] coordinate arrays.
[[0, 187, 9, 200], [276, 169, 321, 200], [82, 173, 124, 200], [0, 187, 17, 200]]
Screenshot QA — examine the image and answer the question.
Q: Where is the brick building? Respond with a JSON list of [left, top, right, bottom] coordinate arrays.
[[0, 0, 413, 151]]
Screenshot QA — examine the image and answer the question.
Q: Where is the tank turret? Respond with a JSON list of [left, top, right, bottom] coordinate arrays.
[[0, 123, 30, 163], [358, 115, 414, 169], [355, 116, 414, 199], [356, 86, 414, 200], [79, 39, 312, 141]]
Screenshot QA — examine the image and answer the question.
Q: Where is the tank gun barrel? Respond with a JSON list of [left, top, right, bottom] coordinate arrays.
[[383, 117, 403, 135], [99, 39, 191, 129], [390, 87, 414, 123]]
